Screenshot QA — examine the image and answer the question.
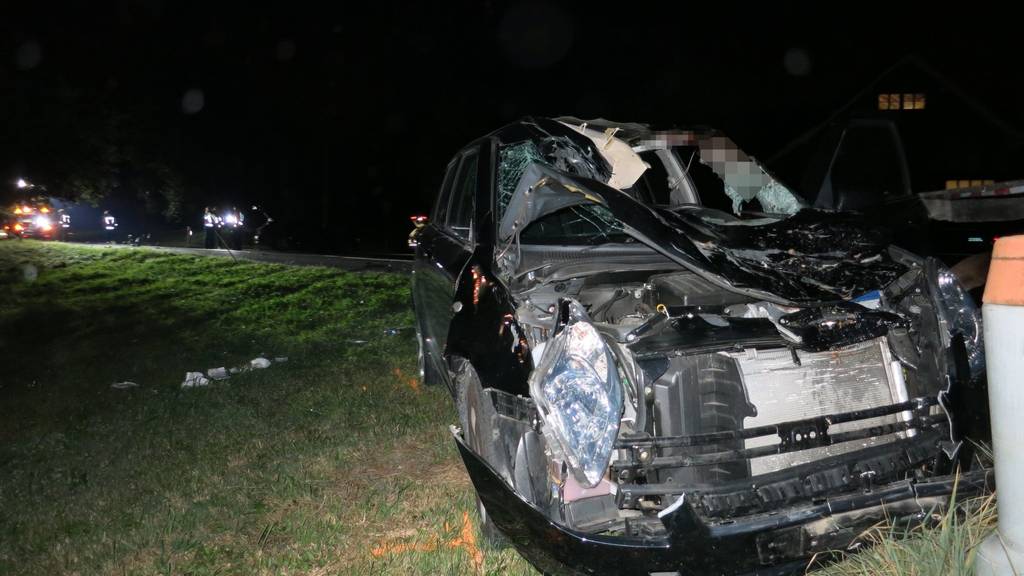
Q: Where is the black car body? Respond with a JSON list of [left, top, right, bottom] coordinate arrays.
[[411, 117, 990, 575]]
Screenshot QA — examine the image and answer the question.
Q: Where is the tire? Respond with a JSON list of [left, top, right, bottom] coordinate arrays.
[[451, 357, 508, 549]]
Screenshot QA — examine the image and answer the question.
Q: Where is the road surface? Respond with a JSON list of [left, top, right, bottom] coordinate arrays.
[[68, 243, 413, 273]]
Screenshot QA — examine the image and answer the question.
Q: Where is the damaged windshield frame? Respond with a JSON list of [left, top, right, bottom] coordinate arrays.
[[493, 125, 806, 248]]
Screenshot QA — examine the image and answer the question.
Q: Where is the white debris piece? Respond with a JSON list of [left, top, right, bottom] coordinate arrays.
[[562, 122, 648, 189], [182, 372, 210, 388], [250, 357, 271, 369], [208, 367, 230, 380], [111, 381, 139, 390]]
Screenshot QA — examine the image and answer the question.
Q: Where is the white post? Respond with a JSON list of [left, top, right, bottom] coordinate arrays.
[[976, 236, 1024, 576]]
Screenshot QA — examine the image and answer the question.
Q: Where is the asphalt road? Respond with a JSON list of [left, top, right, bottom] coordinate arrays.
[[69, 243, 414, 273]]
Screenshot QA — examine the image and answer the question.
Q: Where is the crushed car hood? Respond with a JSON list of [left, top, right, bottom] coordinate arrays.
[[498, 165, 907, 305]]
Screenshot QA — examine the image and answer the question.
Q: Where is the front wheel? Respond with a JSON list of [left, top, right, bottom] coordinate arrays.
[[452, 357, 508, 549]]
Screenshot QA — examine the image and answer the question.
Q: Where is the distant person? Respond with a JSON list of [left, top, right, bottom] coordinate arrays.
[[102, 210, 117, 243], [203, 206, 219, 248], [57, 208, 71, 241]]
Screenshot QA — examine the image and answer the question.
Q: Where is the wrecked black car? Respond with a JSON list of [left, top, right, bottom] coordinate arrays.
[[411, 117, 990, 575]]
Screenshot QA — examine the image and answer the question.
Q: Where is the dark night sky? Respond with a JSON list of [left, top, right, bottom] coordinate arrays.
[[3, 2, 1023, 251]]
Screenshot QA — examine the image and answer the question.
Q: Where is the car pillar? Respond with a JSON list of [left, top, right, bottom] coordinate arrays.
[[977, 235, 1024, 576]]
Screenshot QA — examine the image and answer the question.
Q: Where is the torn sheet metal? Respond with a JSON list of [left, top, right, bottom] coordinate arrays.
[[561, 121, 647, 189], [496, 119, 904, 303], [501, 168, 905, 303], [498, 162, 604, 243], [778, 302, 909, 352]]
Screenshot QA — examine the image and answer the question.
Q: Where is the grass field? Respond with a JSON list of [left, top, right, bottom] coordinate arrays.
[[0, 241, 995, 575]]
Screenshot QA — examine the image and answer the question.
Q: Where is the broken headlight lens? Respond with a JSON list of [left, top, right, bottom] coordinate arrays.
[[932, 262, 985, 378], [530, 315, 623, 488]]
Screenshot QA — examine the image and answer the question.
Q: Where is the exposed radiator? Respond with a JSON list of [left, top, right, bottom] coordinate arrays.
[[726, 337, 907, 476]]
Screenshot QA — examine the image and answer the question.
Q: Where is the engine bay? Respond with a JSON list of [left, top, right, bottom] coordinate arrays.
[[469, 250, 978, 538]]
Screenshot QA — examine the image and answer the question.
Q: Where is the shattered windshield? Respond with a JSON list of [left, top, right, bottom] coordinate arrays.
[[496, 125, 805, 246], [498, 137, 627, 245]]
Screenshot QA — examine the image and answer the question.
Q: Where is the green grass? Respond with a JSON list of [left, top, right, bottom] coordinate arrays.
[[0, 241, 995, 575], [0, 241, 535, 575], [815, 490, 997, 576]]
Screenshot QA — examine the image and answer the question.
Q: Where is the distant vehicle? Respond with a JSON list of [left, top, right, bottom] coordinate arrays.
[[6, 201, 56, 239], [412, 117, 989, 575]]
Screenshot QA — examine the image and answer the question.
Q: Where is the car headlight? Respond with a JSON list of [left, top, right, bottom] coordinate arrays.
[[529, 301, 623, 488], [931, 260, 984, 379]]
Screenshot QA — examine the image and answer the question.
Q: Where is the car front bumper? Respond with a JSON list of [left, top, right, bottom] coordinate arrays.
[[452, 427, 990, 576]]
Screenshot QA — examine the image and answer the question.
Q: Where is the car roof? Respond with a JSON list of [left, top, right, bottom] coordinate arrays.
[[482, 116, 721, 146]]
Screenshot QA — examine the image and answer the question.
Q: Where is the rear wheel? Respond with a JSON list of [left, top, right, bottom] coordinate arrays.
[[451, 357, 508, 549]]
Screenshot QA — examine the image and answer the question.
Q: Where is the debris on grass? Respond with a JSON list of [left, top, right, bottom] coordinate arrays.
[[181, 372, 210, 388], [208, 367, 230, 380], [110, 381, 139, 390], [183, 357, 285, 389]]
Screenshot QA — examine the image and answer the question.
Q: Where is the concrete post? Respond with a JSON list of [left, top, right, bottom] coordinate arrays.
[[976, 235, 1024, 576]]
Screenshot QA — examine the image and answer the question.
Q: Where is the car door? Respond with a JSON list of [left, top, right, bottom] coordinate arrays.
[[413, 145, 480, 385]]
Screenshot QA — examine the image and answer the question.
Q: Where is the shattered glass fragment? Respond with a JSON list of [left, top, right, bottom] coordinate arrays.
[[756, 180, 804, 215], [498, 141, 546, 217], [538, 135, 610, 182], [724, 184, 745, 215]]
